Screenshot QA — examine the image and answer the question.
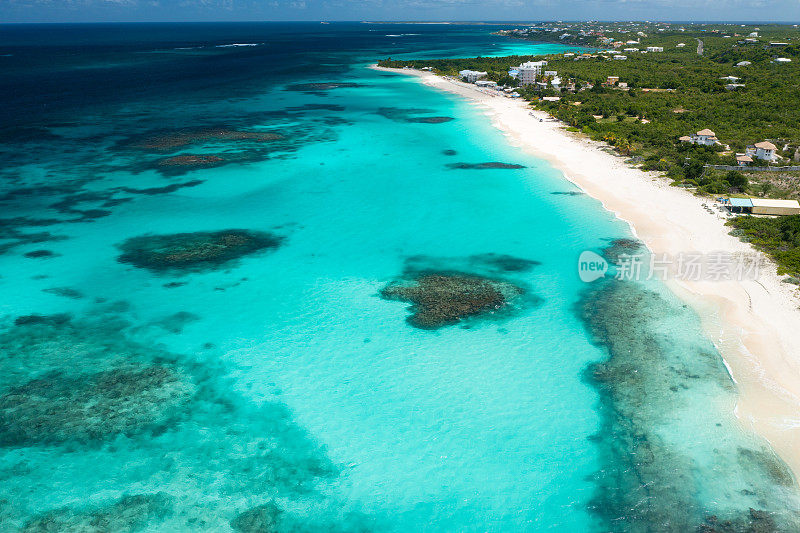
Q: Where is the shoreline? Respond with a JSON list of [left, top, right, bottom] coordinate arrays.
[[373, 65, 800, 479]]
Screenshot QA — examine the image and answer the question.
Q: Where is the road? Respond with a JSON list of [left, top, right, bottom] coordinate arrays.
[[696, 38, 704, 55]]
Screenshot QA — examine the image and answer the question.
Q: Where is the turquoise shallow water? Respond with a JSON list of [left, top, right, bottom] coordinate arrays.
[[0, 22, 799, 532]]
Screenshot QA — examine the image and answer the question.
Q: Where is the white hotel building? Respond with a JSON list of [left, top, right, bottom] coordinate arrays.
[[458, 70, 488, 83], [516, 60, 547, 85]]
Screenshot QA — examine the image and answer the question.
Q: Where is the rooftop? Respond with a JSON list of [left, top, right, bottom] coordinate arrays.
[[729, 198, 752, 208], [750, 198, 800, 209], [754, 141, 777, 150]]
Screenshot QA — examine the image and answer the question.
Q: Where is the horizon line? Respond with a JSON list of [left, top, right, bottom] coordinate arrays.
[[2, 19, 799, 25]]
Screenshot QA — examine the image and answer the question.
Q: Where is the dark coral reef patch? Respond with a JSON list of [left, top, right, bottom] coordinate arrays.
[[156, 154, 226, 168], [230, 501, 373, 533], [286, 82, 363, 93], [381, 254, 539, 330], [403, 253, 540, 276], [230, 502, 283, 533], [118, 179, 205, 196], [578, 270, 800, 531], [0, 314, 194, 447], [0, 364, 192, 446], [446, 162, 526, 170], [123, 128, 284, 153], [286, 104, 346, 112], [381, 273, 520, 329], [23, 249, 58, 258], [468, 253, 541, 273], [117, 229, 283, 273], [42, 287, 83, 299], [0, 310, 370, 529], [143, 152, 275, 177], [407, 116, 454, 124], [602, 237, 646, 265], [21, 493, 172, 533], [698, 508, 779, 533], [376, 107, 454, 124]]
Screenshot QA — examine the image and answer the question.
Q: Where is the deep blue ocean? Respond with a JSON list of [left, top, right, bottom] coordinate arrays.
[[0, 22, 798, 532]]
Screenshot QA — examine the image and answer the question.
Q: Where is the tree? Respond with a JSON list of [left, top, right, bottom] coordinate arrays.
[[725, 170, 748, 191]]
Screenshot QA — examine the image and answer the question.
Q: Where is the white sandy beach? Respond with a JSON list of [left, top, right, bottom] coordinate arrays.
[[374, 65, 800, 478]]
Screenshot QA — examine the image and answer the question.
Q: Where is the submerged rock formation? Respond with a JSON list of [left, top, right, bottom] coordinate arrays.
[[117, 180, 204, 196], [402, 253, 540, 277], [468, 253, 540, 273], [698, 508, 778, 533], [125, 128, 284, 153], [230, 502, 283, 533], [286, 82, 363, 92], [0, 364, 192, 446], [381, 272, 525, 329], [446, 162, 526, 170], [117, 229, 283, 273], [602, 238, 646, 264], [406, 116, 454, 124], [21, 493, 171, 533], [0, 313, 195, 447], [578, 272, 800, 531], [376, 107, 454, 124], [0, 310, 364, 529], [381, 254, 540, 330], [145, 151, 277, 177], [156, 154, 226, 168], [23, 250, 58, 258]]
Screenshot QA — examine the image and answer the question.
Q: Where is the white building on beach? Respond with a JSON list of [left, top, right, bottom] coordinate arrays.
[[459, 70, 488, 83]]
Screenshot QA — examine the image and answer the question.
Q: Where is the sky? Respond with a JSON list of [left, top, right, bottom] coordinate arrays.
[[1, 0, 798, 24]]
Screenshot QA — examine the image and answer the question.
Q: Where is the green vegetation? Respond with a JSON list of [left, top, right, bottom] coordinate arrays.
[[379, 22, 800, 282], [727, 215, 800, 277], [378, 22, 800, 194]]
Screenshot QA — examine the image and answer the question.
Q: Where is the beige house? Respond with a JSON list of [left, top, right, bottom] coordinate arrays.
[[746, 141, 778, 161], [727, 198, 800, 216], [681, 129, 718, 146], [751, 199, 800, 215]]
